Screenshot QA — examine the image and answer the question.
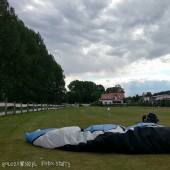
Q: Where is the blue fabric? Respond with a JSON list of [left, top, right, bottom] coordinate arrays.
[[126, 122, 164, 131], [85, 123, 164, 132], [26, 128, 55, 143], [85, 124, 118, 132]]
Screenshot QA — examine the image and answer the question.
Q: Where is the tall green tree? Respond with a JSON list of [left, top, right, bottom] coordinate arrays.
[[106, 84, 125, 93], [0, 0, 65, 103], [67, 80, 104, 104]]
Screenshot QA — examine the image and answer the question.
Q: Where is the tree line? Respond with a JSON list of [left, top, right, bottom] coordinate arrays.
[[0, 0, 65, 103]]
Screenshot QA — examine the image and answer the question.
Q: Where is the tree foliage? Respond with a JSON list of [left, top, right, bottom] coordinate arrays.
[[67, 80, 105, 104], [0, 0, 65, 103], [105, 84, 125, 93]]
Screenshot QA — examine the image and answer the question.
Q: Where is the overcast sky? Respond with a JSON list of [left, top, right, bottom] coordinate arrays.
[[8, 0, 170, 96]]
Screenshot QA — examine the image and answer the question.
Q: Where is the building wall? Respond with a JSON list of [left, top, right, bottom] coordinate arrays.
[[154, 95, 170, 101], [101, 100, 113, 105]]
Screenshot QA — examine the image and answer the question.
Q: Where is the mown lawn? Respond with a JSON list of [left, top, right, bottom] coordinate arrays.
[[0, 106, 170, 170]]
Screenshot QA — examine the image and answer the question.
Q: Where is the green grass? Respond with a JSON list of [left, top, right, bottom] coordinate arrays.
[[0, 106, 170, 170]]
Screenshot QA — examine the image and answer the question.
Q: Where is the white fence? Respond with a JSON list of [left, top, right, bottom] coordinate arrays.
[[0, 102, 68, 116]]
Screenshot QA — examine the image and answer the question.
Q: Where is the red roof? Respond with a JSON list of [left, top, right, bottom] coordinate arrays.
[[100, 93, 124, 100]]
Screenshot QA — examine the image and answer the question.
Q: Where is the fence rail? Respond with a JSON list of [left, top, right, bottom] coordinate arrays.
[[0, 102, 69, 116]]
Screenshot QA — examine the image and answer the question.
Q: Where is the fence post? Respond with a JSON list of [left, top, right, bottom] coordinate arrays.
[[14, 101, 16, 115], [27, 103, 29, 113], [21, 102, 22, 114], [5, 99, 7, 115], [36, 103, 38, 112], [33, 103, 34, 112]]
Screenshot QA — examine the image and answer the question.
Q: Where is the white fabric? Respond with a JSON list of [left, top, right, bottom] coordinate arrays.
[[33, 126, 124, 148]]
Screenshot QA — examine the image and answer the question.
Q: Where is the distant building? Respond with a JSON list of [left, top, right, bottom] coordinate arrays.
[[100, 93, 124, 105], [142, 94, 170, 102], [142, 96, 150, 101], [152, 94, 170, 101]]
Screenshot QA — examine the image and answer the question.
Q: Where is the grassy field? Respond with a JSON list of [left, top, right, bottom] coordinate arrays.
[[0, 106, 170, 170]]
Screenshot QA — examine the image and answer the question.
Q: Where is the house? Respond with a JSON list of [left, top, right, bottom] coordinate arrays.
[[100, 93, 124, 105], [141, 94, 170, 102], [152, 94, 170, 101]]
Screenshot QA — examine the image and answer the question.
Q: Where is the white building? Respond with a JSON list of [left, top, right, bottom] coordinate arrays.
[[152, 94, 170, 101]]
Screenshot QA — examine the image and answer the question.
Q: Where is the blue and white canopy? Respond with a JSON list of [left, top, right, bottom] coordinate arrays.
[[26, 123, 170, 153]]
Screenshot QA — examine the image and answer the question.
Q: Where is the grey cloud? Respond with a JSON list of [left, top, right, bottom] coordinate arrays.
[[110, 0, 168, 26], [82, 0, 110, 18]]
